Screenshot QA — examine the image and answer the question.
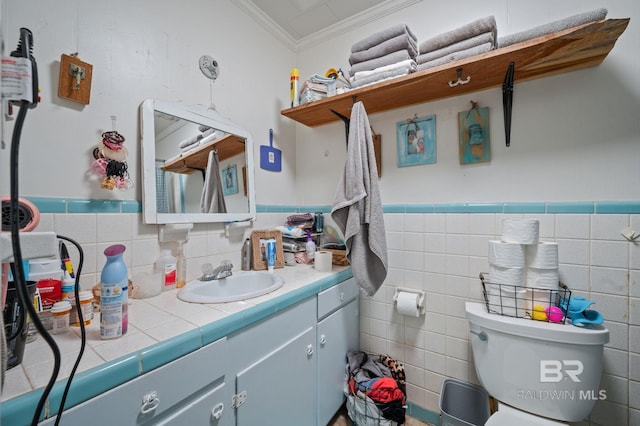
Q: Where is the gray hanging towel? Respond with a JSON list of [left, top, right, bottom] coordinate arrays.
[[200, 149, 227, 213], [331, 101, 388, 296]]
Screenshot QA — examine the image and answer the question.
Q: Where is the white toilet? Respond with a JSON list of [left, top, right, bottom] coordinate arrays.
[[465, 302, 609, 425]]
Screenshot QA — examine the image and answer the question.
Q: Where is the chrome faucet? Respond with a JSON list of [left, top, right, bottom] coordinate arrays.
[[200, 262, 233, 281]]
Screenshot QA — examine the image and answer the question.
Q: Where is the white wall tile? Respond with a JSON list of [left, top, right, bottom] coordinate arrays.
[[424, 253, 446, 274], [603, 347, 628, 378], [525, 214, 555, 239], [404, 214, 424, 233], [599, 373, 628, 405], [556, 214, 590, 239], [631, 297, 640, 326], [445, 214, 469, 234], [425, 351, 445, 375], [557, 238, 590, 265], [384, 213, 403, 232], [630, 326, 640, 354], [591, 214, 629, 240], [97, 214, 132, 244], [424, 214, 446, 233], [591, 267, 629, 295], [589, 293, 628, 323], [469, 214, 495, 236], [630, 381, 640, 410], [404, 232, 424, 252], [591, 241, 629, 268], [424, 233, 446, 253], [446, 234, 469, 256], [558, 264, 589, 291], [54, 213, 96, 244]]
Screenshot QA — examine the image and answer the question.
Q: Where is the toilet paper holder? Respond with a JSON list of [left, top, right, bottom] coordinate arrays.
[[393, 287, 426, 315]]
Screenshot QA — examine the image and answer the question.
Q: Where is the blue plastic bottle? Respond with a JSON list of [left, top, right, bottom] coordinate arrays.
[[100, 244, 128, 339]]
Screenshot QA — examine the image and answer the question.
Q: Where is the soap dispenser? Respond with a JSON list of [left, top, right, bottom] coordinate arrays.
[[176, 241, 187, 289]]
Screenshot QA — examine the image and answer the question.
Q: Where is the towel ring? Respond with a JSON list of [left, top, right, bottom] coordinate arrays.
[[448, 68, 471, 87]]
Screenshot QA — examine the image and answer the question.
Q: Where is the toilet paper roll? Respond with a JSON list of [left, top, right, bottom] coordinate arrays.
[[314, 251, 332, 272], [526, 267, 559, 289], [526, 288, 561, 311], [501, 219, 540, 245], [488, 240, 525, 268], [396, 291, 421, 317], [488, 264, 525, 287], [525, 242, 558, 269]]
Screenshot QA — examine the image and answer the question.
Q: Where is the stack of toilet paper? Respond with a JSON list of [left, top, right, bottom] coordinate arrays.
[[487, 219, 560, 316]]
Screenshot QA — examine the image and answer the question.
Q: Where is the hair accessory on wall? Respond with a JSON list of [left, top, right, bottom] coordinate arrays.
[[90, 116, 132, 191]]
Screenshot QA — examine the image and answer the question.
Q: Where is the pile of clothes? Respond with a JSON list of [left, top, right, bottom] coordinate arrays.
[[416, 16, 497, 72], [348, 24, 418, 89], [299, 74, 337, 105], [345, 351, 407, 425]]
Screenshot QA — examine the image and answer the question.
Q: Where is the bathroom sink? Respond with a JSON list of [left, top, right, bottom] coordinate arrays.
[[177, 271, 284, 303]]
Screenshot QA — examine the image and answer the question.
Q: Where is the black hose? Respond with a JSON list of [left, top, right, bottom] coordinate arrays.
[[10, 99, 61, 426], [54, 235, 86, 425]]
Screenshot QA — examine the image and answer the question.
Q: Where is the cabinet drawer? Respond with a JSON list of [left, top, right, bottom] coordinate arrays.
[[318, 278, 359, 320], [41, 337, 229, 425]]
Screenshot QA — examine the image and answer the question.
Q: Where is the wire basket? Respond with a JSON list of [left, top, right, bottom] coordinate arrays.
[[479, 273, 571, 324]]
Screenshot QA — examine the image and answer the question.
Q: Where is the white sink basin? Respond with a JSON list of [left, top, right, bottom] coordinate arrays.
[[177, 271, 284, 303]]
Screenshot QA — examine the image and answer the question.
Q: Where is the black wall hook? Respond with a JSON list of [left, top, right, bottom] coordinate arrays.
[[502, 62, 515, 147]]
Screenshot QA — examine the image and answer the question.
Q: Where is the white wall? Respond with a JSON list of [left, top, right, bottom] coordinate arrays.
[[293, 0, 640, 205], [0, 0, 298, 206]]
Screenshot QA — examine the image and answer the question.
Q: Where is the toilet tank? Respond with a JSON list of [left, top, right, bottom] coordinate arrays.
[[465, 302, 609, 422]]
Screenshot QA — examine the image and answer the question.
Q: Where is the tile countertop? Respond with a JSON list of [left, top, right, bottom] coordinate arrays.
[[1, 265, 353, 423]]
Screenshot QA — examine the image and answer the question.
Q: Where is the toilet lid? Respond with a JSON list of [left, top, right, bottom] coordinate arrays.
[[486, 403, 566, 425]]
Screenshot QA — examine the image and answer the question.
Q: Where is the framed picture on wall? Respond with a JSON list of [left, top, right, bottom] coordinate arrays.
[[396, 115, 436, 167], [222, 164, 238, 195], [458, 105, 490, 164]]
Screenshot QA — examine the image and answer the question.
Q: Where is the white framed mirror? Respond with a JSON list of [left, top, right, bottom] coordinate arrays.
[[140, 99, 256, 224]]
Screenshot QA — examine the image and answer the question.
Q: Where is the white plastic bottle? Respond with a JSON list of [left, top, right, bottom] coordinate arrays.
[[156, 249, 177, 291], [305, 230, 316, 264]]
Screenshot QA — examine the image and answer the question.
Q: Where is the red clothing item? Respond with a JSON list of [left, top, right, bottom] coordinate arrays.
[[367, 377, 405, 404]]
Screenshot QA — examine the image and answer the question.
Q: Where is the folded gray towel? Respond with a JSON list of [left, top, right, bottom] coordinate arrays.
[[417, 31, 494, 65], [416, 43, 493, 72], [419, 16, 497, 54], [349, 33, 417, 65], [350, 64, 415, 89], [351, 24, 417, 53], [349, 49, 412, 76], [498, 8, 607, 48]]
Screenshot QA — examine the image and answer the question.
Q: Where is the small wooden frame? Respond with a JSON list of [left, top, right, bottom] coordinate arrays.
[[251, 230, 285, 270]]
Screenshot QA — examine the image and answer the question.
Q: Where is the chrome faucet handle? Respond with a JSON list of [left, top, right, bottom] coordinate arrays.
[[200, 263, 215, 281]]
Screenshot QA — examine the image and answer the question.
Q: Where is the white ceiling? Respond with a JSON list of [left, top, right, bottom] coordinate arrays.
[[234, 0, 420, 49], [248, 0, 389, 40]]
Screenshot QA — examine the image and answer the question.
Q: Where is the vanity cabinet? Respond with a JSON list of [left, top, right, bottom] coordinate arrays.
[[317, 278, 360, 426], [39, 337, 232, 426], [36, 277, 359, 426]]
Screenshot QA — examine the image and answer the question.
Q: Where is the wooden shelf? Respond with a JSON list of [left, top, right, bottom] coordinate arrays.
[[162, 134, 245, 174], [281, 19, 629, 127]]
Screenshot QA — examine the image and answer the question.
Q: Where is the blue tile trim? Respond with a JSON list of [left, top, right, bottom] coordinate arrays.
[[503, 202, 546, 213], [68, 199, 122, 213], [16, 199, 640, 215], [467, 203, 503, 213], [139, 329, 203, 373], [26, 197, 67, 213], [434, 203, 468, 213], [406, 204, 434, 213], [407, 402, 440, 425], [383, 204, 405, 213], [546, 202, 595, 214], [1, 388, 46, 425], [121, 200, 142, 213], [45, 353, 140, 418], [596, 201, 640, 214]]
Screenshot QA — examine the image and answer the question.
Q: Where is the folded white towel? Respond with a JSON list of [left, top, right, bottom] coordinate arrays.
[[349, 49, 412, 76], [351, 59, 417, 81], [350, 66, 413, 89]]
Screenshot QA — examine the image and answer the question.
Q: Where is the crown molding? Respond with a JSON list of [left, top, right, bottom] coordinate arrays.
[[231, 0, 298, 51], [232, 0, 421, 52]]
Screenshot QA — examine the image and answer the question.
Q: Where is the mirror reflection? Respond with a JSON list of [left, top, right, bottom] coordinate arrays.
[[141, 100, 256, 224]]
